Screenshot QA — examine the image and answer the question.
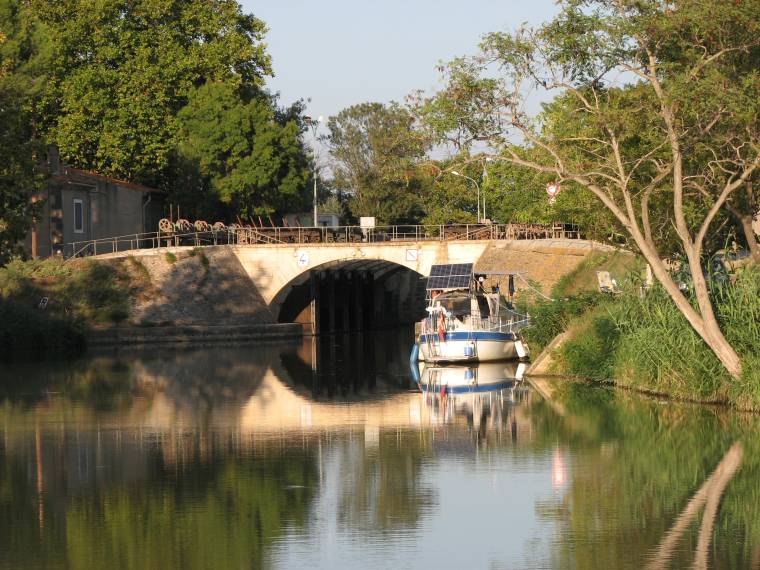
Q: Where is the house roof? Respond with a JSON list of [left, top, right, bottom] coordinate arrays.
[[53, 166, 164, 194]]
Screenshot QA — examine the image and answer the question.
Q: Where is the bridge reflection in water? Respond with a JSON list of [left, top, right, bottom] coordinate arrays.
[[2, 337, 759, 569]]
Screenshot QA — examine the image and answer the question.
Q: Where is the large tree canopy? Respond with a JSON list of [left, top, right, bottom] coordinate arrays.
[[0, 16, 44, 264], [28, 0, 272, 186], [417, 0, 760, 379], [0, 0, 315, 244], [174, 83, 311, 220], [327, 102, 430, 224]]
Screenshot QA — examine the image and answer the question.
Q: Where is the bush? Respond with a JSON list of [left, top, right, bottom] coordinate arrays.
[[557, 310, 619, 380], [0, 298, 84, 359], [165, 252, 177, 264], [519, 291, 606, 352]]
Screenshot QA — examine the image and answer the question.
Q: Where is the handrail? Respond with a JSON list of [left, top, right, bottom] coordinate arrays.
[[64, 222, 582, 259]]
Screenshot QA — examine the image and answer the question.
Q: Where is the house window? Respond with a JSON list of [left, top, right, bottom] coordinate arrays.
[[73, 199, 84, 233]]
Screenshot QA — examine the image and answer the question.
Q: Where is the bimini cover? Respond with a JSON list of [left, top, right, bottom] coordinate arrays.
[[426, 263, 473, 290]]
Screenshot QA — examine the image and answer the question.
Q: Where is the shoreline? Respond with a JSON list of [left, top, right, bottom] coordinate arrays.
[[526, 338, 760, 414], [84, 322, 305, 348]]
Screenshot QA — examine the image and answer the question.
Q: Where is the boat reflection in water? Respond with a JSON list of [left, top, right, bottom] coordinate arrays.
[[413, 361, 530, 433]]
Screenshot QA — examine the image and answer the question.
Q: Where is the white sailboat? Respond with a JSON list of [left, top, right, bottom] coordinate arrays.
[[412, 263, 530, 364]]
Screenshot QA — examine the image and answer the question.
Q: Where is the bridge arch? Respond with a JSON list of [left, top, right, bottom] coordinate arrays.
[[271, 258, 427, 333]]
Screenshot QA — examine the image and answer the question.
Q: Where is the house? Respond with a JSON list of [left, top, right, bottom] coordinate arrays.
[[25, 148, 165, 258]]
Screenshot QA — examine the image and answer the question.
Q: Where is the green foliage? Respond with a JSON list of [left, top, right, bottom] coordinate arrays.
[[519, 292, 605, 353], [558, 311, 619, 380], [165, 251, 177, 264], [0, 297, 83, 358], [483, 153, 622, 240], [61, 261, 130, 323], [0, 0, 312, 232], [552, 251, 639, 298], [553, 267, 760, 405], [420, 176, 477, 225], [0, 13, 45, 264], [175, 83, 311, 219], [327, 102, 430, 224], [27, 0, 272, 186], [0, 257, 131, 334]]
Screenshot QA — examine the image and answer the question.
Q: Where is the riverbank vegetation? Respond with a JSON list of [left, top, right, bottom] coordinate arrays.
[[521, 254, 760, 409], [0, 257, 131, 358]]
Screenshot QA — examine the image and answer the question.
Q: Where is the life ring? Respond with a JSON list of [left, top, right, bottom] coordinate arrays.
[[438, 312, 446, 342]]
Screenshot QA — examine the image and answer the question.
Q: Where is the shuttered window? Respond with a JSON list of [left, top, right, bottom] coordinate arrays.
[[73, 199, 84, 233]]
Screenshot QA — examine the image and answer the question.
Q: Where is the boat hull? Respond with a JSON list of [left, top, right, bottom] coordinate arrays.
[[416, 331, 529, 363]]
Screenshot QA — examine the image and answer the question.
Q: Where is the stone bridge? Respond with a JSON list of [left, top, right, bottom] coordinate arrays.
[[100, 238, 610, 332]]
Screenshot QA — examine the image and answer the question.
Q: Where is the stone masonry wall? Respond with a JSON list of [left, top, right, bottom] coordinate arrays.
[[475, 239, 614, 294], [125, 247, 274, 326]]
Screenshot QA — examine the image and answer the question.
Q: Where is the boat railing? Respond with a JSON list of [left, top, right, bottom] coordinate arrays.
[[460, 314, 530, 333]]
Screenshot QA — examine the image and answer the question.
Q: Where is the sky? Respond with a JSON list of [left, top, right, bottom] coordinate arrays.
[[244, 0, 561, 122]]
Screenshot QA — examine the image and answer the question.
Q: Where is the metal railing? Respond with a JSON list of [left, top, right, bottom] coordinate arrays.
[[65, 222, 582, 259]]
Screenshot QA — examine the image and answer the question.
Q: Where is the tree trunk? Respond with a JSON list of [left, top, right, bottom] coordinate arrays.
[[633, 236, 743, 380], [726, 201, 760, 260], [685, 245, 744, 379], [738, 214, 760, 259]]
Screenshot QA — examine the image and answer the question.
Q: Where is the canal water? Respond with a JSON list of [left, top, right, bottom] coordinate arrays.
[[1, 332, 758, 569]]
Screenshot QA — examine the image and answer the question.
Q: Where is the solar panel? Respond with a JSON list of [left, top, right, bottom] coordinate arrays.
[[426, 263, 473, 290]]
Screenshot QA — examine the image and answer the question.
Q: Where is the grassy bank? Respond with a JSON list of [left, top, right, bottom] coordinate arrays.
[[522, 252, 760, 409], [0, 257, 131, 359]]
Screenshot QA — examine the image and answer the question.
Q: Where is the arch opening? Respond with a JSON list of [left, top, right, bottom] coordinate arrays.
[[272, 260, 427, 334]]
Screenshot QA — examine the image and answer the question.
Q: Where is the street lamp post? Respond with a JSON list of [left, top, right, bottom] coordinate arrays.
[[482, 157, 493, 222], [305, 115, 323, 227], [451, 170, 481, 223]]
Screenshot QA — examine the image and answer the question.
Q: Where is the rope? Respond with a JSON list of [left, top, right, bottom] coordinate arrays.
[[514, 273, 555, 302]]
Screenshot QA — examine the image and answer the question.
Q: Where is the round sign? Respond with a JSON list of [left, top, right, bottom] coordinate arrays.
[[546, 183, 560, 197]]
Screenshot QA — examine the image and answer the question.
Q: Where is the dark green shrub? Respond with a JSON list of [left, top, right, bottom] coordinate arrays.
[[558, 310, 619, 380], [0, 299, 84, 359], [519, 292, 606, 352]]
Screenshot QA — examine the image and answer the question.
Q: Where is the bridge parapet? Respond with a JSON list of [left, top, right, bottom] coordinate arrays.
[[65, 222, 581, 258]]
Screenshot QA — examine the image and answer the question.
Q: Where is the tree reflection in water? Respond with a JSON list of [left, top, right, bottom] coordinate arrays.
[[530, 382, 760, 570]]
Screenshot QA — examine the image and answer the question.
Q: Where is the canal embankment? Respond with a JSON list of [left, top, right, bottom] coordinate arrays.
[[86, 323, 303, 348], [522, 252, 760, 411], [0, 251, 302, 357]]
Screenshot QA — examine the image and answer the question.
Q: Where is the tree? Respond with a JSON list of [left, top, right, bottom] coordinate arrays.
[[0, 15, 45, 264], [25, 0, 273, 186], [417, 0, 760, 379], [174, 83, 311, 220], [327, 102, 430, 224]]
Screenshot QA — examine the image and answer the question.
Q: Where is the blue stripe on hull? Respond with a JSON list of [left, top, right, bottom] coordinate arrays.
[[419, 331, 516, 343]]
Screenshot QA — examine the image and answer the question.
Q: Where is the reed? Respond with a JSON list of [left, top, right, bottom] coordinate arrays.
[[552, 264, 760, 407]]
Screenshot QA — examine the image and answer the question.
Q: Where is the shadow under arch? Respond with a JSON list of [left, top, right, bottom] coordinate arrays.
[[271, 259, 427, 333]]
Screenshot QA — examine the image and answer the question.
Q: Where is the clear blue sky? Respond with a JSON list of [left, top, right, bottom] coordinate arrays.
[[244, 0, 560, 120]]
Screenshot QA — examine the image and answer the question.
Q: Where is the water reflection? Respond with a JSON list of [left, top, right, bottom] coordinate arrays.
[[1, 337, 759, 569]]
